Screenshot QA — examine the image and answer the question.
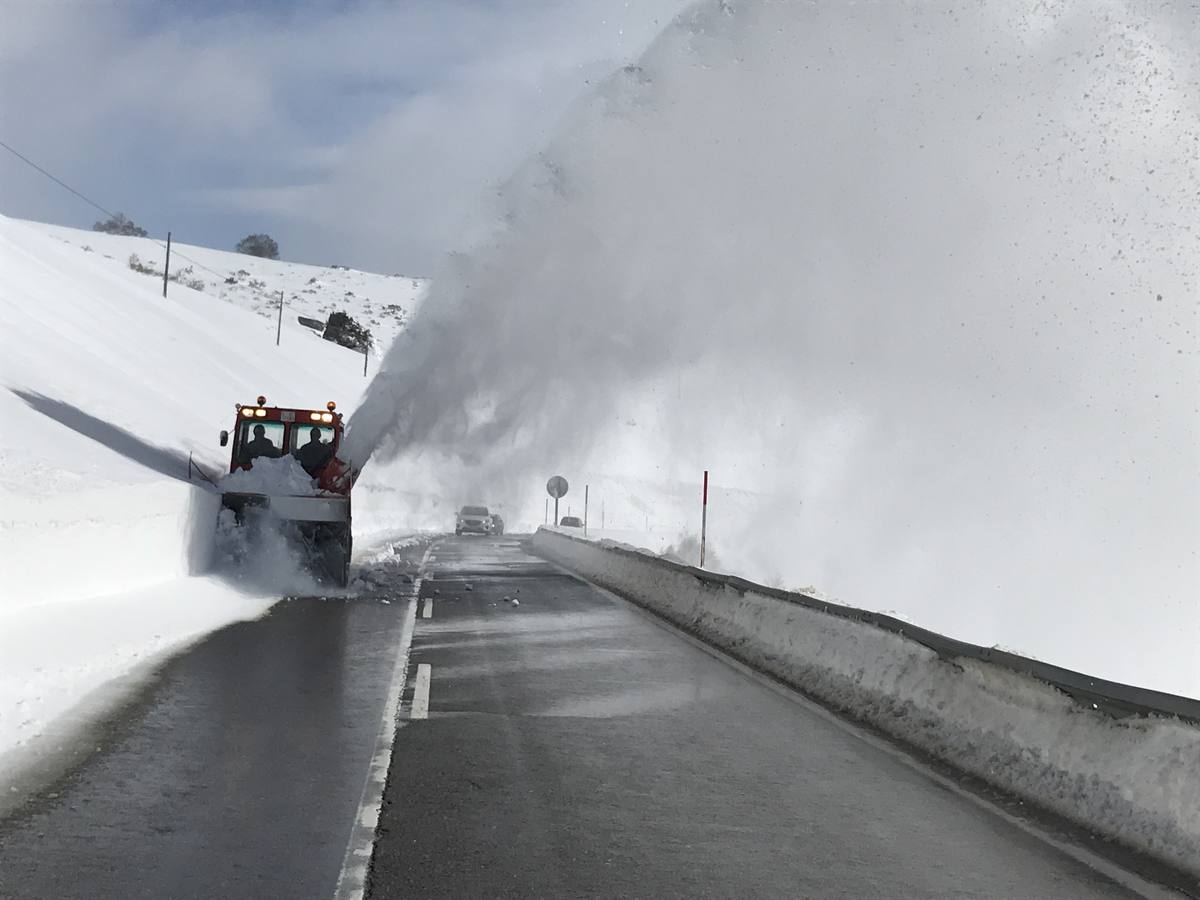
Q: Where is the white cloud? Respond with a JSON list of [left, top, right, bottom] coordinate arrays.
[[0, 0, 693, 270]]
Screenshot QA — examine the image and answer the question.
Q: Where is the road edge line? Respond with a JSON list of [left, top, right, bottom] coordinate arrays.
[[331, 579, 421, 900]]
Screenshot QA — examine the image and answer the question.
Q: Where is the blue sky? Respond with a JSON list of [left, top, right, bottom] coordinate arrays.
[[0, 0, 692, 273]]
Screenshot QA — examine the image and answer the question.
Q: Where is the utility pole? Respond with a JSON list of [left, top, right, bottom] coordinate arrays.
[[275, 291, 284, 345], [544, 498, 549, 526], [162, 231, 171, 298], [584, 485, 589, 536], [700, 470, 709, 568]]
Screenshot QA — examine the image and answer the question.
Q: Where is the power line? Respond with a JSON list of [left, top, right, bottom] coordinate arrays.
[[0, 137, 235, 282], [0, 138, 120, 222]]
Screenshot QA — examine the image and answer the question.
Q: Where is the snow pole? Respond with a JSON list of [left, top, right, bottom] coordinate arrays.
[[700, 470, 709, 568], [276, 291, 284, 345], [162, 231, 171, 298]]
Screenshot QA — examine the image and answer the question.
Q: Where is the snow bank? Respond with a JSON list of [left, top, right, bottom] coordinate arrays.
[[0, 578, 276, 814], [2, 478, 220, 612], [533, 529, 1200, 880]]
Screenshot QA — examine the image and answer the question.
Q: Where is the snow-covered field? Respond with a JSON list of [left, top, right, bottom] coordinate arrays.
[[28, 220, 427, 351], [0, 214, 424, 783], [534, 528, 1200, 881]]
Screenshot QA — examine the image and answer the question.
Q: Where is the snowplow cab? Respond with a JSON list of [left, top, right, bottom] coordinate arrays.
[[222, 396, 351, 489], [218, 396, 356, 586]]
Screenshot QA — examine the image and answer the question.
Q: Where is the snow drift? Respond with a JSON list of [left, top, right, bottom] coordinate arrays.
[[533, 528, 1200, 881], [346, 0, 1199, 696]]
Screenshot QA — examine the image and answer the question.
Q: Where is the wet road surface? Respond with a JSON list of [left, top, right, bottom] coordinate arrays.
[[368, 536, 1154, 899], [0, 539, 426, 900], [0, 535, 1174, 899]]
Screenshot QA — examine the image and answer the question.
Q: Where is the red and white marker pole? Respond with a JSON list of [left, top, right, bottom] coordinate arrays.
[[700, 469, 709, 568]]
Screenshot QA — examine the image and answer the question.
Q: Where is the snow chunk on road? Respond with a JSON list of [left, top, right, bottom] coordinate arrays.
[[220, 455, 319, 496]]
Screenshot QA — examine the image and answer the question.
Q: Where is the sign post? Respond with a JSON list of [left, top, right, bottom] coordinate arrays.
[[546, 475, 569, 527], [162, 231, 171, 298], [700, 470, 709, 567]]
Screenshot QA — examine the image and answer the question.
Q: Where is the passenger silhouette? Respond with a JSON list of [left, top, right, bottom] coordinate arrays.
[[293, 427, 334, 474], [241, 423, 280, 463]]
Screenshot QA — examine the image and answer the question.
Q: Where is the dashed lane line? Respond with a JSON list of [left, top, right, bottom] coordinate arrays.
[[410, 664, 432, 720]]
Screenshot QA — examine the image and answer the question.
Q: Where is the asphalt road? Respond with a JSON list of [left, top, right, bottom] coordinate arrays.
[[368, 536, 1154, 900], [0, 538, 426, 900], [0, 535, 1174, 899]]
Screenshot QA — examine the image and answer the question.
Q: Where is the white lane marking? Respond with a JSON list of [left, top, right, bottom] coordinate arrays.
[[331, 543, 436, 900], [410, 664, 432, 720], [422, 597, 433, 619]]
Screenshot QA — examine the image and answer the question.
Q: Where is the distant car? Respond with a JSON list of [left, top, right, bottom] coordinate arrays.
[[559, 516, 583, 528], [490, 514, 505, 535], [456, 505, 491, 535]]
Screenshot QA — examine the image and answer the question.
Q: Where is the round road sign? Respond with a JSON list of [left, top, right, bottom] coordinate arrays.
[[546, 475, 569, 499]]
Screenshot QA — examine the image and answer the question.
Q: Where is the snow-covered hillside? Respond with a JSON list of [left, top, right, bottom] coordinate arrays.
[[26, 220, 427, 351], [0, 213, 422, 782]]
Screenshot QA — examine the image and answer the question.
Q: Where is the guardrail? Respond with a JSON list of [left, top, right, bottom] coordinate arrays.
[[535, 528, 1200, 724]]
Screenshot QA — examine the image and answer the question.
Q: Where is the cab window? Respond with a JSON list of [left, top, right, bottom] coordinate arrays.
[[289, 424, 336, 473], [288, 425, 335, 453], [238, 421, 285, 464]]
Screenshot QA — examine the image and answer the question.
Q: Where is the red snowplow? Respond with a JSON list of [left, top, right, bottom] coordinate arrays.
[[218, 395, 359, 586]]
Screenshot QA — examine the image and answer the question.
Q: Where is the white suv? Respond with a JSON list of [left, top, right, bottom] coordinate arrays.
[[456, 506, 491, 535]]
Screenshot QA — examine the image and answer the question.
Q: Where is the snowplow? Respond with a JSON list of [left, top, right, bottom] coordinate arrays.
[[218, 395, 358, 586]]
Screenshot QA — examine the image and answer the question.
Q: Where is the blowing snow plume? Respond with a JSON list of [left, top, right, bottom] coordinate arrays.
[[348, 1, 1199, 695]]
